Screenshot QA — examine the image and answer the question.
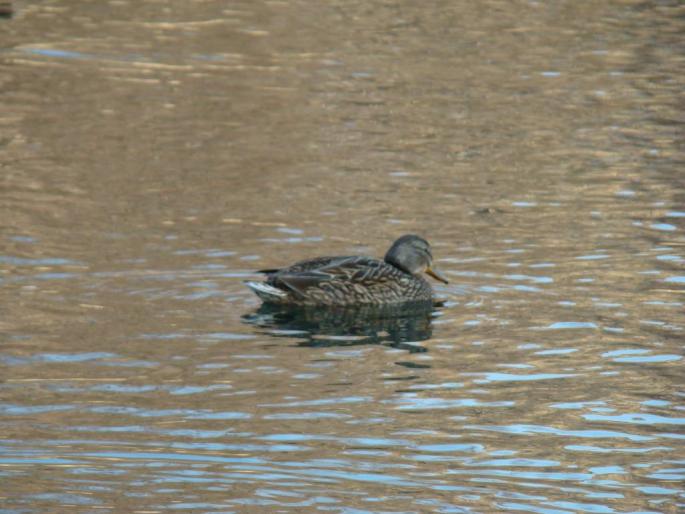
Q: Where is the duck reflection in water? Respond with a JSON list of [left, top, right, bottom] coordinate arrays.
[[242, 302, 437, 352]]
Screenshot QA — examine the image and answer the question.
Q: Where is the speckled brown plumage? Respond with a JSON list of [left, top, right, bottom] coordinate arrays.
[[264, 256, 432, 306], [245, 235, 448, 307]]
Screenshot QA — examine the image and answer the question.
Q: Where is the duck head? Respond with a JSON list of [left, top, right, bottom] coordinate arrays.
[[384, 234, 449, 284]]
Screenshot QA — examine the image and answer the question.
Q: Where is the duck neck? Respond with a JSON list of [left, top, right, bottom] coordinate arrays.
[[384, 255, 412, 275]]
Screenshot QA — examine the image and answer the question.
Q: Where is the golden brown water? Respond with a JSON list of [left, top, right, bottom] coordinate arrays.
[[1, 1, 684, 512]]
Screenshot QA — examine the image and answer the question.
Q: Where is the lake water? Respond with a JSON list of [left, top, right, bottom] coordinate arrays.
[[1, 1, 683, 513]]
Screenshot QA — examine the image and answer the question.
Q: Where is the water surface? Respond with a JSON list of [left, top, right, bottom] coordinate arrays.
[[1, 1, 683, 513]]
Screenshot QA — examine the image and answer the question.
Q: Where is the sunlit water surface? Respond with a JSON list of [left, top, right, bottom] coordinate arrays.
[[1, 1, 683, 513]]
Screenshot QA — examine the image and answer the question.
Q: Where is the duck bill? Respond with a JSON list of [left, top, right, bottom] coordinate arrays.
[[426, 266, 449, 284]]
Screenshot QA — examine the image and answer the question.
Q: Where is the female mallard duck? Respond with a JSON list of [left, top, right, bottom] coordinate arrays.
[[245, 234, 448, 306]]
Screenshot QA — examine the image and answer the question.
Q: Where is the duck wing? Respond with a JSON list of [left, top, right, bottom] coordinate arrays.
[[270, 256, 384, 298]]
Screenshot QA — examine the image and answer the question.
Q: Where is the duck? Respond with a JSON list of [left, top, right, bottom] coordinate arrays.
[[245, 234, 448, 307]]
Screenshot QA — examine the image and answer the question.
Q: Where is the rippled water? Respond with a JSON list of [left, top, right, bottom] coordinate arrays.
[[1, 1, 684, 513]]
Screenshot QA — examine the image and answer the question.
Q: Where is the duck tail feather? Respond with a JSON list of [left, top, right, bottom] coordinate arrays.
[[245, 281, 288, 302]]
